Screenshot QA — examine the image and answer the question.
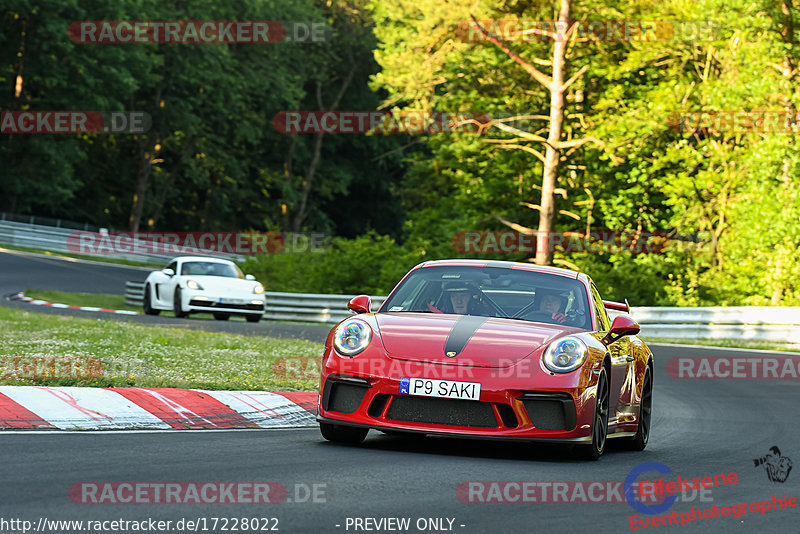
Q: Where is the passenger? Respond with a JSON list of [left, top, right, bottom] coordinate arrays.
[[532, 289, 568, 324]]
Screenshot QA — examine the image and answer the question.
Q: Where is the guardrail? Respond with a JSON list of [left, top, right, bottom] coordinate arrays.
[[125, 282, 387, 324], [1, 211, 102, 231], [0, 219, 239, 264], [123, 281, 800, 342], [0, 220, 174, 263], [605, 308, 800, 344], [124, 281, 146, 305]]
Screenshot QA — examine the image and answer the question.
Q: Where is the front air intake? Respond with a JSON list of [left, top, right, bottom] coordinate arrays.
[[386, 396, 498, 428], [520, 392, 576, 431]]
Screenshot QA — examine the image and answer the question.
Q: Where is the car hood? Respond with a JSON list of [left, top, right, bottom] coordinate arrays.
[[184, 276, 259, 294], [376, 313, 577, 368]]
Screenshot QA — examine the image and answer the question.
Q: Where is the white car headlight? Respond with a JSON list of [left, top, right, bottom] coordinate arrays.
[[186, 279, 203, 290], [333, 319, 372, 356], [253, 284, 265, 294], [542, 336, 588, 373]]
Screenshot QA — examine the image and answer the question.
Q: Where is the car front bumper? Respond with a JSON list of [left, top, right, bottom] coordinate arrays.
[[317, 357, 602, 442], [182, 290, 265, 314]]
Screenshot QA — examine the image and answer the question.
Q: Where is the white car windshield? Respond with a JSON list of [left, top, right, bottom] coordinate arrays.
[[180, 261, 244, 279]]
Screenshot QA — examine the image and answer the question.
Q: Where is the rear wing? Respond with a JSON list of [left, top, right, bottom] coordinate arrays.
[[603, 299, 630, 313]]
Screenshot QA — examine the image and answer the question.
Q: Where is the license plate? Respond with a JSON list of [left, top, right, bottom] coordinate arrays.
[[398, 377, 481, 401], [219, 298, 245, 304]]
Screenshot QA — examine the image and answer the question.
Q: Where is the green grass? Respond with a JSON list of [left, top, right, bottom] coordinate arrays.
[[0, 306, 322, 391], [647, 337, 800, 353], [0, 244, 161, 268], [25, 289, 140, 312]]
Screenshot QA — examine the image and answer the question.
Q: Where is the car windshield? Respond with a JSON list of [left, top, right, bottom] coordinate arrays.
[[180, 261, 244, 279], [380, 265, 591, 329]]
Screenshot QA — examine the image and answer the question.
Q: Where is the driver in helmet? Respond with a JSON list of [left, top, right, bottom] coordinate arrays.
[[427, 281, 490, 316], [445, 281, 481, 315], [530, 289, 568, 324]]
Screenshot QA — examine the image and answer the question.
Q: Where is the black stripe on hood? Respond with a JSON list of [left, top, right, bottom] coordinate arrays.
[[444, 315, 488, 357]]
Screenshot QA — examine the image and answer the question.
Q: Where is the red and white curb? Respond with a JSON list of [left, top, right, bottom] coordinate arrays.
[[0, 386, 318, 430], [6, 291, 140, 315]]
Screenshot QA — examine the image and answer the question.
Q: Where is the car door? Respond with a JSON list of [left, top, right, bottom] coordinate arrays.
[[155, 260, 179, 307], [590, 282, 630, 425]]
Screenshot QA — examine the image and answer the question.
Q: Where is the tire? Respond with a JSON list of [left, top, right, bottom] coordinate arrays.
[[245, 314, 262, 323], [173, 288, 188, 318], [319, 422, 368, 444], [143, 284, 160, 316], [622, 366, 652, 451], [576, 367, 610, 461], [213, 312, 231, 321]]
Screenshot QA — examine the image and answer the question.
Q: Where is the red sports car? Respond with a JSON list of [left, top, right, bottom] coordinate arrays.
[[316, 260, 653, 460]]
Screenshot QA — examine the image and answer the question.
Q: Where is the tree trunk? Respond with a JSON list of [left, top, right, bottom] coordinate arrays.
[[535, 0, 571, 265], [471, 1, 593, 267], [780, 0, 795, 190], [292, 130, 324, 232], [282, 137, 296, 232], [289, 61, 356, 232], [773, 0, 796, 304], [150, 138, 193, 230], [128, 135, 158, 232]]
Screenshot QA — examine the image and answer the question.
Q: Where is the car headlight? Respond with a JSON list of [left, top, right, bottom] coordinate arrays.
[[253, 284, 264, 294], [186, 279, 203, 290], [333, 318, 372, 356], [542, 336, 588, 373]]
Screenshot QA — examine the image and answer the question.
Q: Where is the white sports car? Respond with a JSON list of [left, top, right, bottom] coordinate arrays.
[[143, 256, 266, 322]]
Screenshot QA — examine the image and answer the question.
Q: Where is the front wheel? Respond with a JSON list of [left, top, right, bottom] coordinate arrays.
[[319, 422, 368, 444], [622, 366, 652, 451], [143, 284, 160, 316], [173, 288, 188, 318], [576, 367, 609, 461], [245, 314, 262, 323]]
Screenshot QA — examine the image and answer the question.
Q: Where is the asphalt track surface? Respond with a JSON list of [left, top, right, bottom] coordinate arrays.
[[1, 249, 798, 533]]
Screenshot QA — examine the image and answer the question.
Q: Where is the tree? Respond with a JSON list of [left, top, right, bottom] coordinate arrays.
[[469, 1, 601, 265]]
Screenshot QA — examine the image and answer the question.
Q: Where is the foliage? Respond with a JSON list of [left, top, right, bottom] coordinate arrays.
[[2, 0, 799, 305]]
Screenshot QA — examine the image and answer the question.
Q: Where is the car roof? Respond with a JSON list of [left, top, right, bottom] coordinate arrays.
[[413, 259, 582, 279]]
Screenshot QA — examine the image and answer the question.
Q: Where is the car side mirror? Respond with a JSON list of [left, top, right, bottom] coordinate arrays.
[[162, 268, 175, 276], [245, 274, 255, 281], [601, 315, 640, 346], [347, 295, 371, 314]]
